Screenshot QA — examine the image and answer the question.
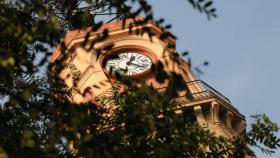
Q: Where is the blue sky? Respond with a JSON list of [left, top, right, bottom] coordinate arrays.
[[150, 0, 280, 157]]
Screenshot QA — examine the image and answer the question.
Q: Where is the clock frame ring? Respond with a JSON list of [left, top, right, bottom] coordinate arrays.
[[100, 45, 157, 78]]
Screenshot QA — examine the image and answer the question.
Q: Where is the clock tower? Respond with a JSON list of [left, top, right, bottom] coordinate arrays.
[[52, 18, 246, 138]]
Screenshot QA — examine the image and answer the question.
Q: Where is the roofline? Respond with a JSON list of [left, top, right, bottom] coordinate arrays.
[[51, 17, 176, 62]]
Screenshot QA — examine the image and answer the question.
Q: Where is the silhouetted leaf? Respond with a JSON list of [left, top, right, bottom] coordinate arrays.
[[188, 0, 196, 8], [211, 13, 217, 17], [187, 57, 192, 68], [203, 61, 209, 66], [159, 32, 171, 40], [156, 18, 164, 24], [182, 51, 189, 56], [167, 44, 176, 49], [38, 56, 48, 66], [82, 32, 91, 47], [70, 11, 92, 29], [195, 67, 204, 75], [197, 3, 202, 13], [209, 8, 216, 13], [204, 1, 213, 9], [165, 24, 172, 29], [91, 21, 103, 31], [103, 44, 114, 51]]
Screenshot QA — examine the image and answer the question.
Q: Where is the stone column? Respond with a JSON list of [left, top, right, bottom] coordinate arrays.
[[194, 105, 207, 127], [211, 101, 220, 124], [226, 112, 234, 131]]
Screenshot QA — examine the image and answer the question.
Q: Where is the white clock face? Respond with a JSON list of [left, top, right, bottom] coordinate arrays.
[[104, 51, 152, 76]]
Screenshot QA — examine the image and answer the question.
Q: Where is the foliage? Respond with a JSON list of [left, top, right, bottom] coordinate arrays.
[[247, 114, 280, 155], [0, 0, 279, 158]]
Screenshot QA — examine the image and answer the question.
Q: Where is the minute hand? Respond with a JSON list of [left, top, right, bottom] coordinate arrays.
[[129, 62, 147, 68]]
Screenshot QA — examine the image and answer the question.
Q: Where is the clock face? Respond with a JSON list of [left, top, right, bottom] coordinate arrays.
[[104, 50, 152, 76]]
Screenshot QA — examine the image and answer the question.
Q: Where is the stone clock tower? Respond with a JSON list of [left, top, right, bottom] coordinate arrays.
[[52, 18, 246, 138]]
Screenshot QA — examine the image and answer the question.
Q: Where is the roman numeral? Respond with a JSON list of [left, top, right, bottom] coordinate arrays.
[[141, 64, 148, 68], [119, 53, 127, 58], [141, 59, 148, 62], [137, 54, 143, 59]]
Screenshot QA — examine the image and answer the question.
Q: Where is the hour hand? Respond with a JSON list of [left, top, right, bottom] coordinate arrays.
[[126, 56, 135, 65]]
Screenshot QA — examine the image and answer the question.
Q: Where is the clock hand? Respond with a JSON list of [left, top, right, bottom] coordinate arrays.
[[129, 62, 147, 68], [126, 56, 135, 65]]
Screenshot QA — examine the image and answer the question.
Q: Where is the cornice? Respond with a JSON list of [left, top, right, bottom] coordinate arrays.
[[51, 17, 176, 62]]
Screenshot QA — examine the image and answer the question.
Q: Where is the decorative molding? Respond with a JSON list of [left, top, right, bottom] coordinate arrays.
[[211, 101, 221, 124], [226, 111, 234, 130], [71, 65, 98, 99], [194, 105, 208, 127], [51, 18, 176, 62]]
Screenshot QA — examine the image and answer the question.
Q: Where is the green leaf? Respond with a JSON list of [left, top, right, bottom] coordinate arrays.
[[0, 57, 15, 68], [21, 130, 35, 148], [22, 86, 32, 100]]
